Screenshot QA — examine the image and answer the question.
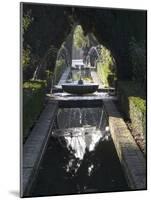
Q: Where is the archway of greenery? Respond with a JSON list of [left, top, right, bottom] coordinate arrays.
[[71, 24, 117, 87], [22, 3, 146, 149], [22, 4, 146, 86]]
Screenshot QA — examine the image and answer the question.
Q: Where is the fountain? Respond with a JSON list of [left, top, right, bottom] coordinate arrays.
[[62, 81, 98, 94], [62, 65, 98, 94]]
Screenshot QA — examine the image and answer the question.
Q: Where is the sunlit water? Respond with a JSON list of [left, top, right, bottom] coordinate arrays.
[[31, 107, 129, 197], [51, 108, 109, 176], [52, 127, 109, 160]]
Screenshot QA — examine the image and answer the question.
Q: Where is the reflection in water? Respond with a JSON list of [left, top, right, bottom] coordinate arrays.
[[52, 107, 110, 176], [52, 127, 105, 160], [88, 164, 94, 176], [57, 107, 103, 129], [31, 107, 129, 197], [52, 127, 110, 177]]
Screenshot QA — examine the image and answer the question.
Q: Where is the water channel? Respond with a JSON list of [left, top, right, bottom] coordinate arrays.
[[31, 107, 129, 197]]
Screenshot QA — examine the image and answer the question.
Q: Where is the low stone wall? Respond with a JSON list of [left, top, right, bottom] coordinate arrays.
[[21, 102, 58, 197], [103, 100, 146, 190]]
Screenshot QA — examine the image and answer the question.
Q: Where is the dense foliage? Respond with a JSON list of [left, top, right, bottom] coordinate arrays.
[[118, 81, 146, 138], [129, 38, 146, 85], [22, 4, 146, 82], [97, 45, 116, 87], [75, 8, 146, 80], [73, 25, 88, 49], [22, 3, 73, 80], [22, 3, 146, 143], [23, 80, 47, 142]]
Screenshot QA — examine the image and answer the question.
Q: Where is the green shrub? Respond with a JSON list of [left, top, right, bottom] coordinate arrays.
[[129, 37, 146, 85], [23, 80, 46, 90], [97, 45, 116, 87], [73, 25, 88, 49], [118, 81, 146, 137], [23, 80, 46, 142], [23, 48, 31, 67], [23, 10, 33, 32], [129, 96, 146, 136], [22, 46, 39, 81]]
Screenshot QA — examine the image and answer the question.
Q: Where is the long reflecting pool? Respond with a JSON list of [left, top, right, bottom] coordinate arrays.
[[31, 107, 129, 197]]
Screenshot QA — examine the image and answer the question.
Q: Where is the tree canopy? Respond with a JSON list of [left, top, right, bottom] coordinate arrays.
[[73, 25, 88, 49]]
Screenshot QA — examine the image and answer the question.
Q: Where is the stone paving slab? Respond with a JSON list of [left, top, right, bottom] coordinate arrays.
[[21, 102, 58, 196], [103, 100, 146, 190]]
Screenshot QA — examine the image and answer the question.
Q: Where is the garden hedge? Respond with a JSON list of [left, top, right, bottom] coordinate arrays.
[[23, 80, 47, 142], [129, 96, 146, 137], [118, 81, 146, 138]]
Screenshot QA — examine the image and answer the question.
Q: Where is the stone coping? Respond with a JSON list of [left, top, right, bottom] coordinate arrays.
[[47, 93, 117, 101], [103, 100, 146, 190], [21, 102, 58, 197]]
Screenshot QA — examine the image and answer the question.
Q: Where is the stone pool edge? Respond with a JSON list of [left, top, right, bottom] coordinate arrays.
[[103, 99, 146, 190], [21, 101, 58, 197]]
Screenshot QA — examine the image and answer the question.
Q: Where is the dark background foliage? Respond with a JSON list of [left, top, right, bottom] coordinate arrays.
[[22, 4, 146, 81], [22, 3, 146, 144]]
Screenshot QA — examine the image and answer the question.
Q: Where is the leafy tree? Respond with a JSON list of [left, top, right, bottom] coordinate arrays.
[[73, 25, 88, 49], [23, 9, 33, 33], [129, 37, 146, 85]]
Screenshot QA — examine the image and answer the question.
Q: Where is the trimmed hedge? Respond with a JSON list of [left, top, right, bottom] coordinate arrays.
[[23, 80, 47, 142], [129, 96, 146, 137], [118, 81, 146, 137]]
